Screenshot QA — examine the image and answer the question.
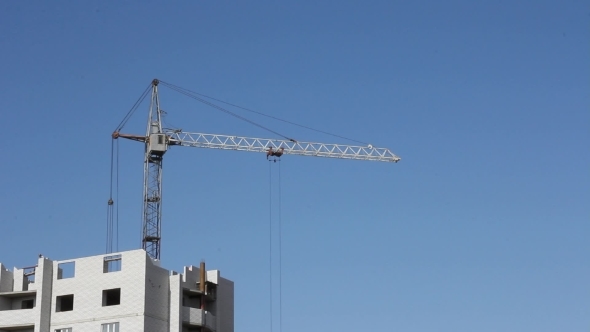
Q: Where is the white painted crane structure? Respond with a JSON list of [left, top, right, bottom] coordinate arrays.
[[112, 79, 401, 260]]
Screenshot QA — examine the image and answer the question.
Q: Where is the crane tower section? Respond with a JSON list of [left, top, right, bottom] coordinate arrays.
[[142, 79, 166, 259]]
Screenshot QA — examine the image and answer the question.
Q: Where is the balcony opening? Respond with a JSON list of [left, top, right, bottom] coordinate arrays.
[[182, 288, 205, 309], [102, 288, 121, 306], [103, 255, 122, 273], [21, 299, 35, 309], [182, 294, 202, 309], [57, 262, 75, 279], [182, 327, 203, 332], [56, 294, 74, 312]]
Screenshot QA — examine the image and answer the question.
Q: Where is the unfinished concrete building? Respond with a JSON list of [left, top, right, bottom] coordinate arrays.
[[0, 249, 233, 332]]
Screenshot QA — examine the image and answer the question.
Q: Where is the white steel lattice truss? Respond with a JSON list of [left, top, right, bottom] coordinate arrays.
[[168, 132, 401, 162], [142, 154, 162, 259]]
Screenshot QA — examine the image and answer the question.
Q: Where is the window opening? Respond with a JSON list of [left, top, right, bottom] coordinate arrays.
[[102, 288, 121, 306], [207, 284, 217, 300], [57, 262, 75, 279], [55, 328, 72, 332], [101, 322, 119, 332], [56, 294, 74, 312], [103, 255, 122, 273]]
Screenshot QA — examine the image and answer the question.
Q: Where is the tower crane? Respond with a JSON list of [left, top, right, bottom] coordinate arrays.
[[112, 79, 401, 260]]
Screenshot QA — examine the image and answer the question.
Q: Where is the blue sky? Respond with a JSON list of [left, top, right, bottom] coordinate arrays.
[[1, 1, 588, 331]]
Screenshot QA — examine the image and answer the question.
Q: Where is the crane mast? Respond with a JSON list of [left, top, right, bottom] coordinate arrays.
[[141, 79, 166, 259], [114, 79, 400, 260], [142, 79, 168, 259]]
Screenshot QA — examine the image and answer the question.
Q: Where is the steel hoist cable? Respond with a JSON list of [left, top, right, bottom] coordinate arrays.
[[114, 82, 152, 133], [278, 160, 283, 332], [161, 82, 295, 141], [108, 82, 152, 254], [268, 159, 284, 332], [159, 80, 368, 145], [116, 139, 120, 253], [268, 160, 273, 332], [106, 138, 121, 254], [106, 140, 114, 254]]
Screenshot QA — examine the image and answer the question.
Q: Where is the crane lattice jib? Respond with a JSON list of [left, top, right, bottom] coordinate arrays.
[[167, 131, 401, 162]]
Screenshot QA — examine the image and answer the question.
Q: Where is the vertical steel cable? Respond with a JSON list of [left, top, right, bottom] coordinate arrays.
[[106, 139, 115, 254], [116, 139, 120, 253], [269, 160, 273, 332], [278, 160, 283, 332], [106, 204, 110, 253]]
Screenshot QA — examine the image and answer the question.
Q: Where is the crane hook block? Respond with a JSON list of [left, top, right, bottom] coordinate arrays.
[[266, 147, 285, 160]]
